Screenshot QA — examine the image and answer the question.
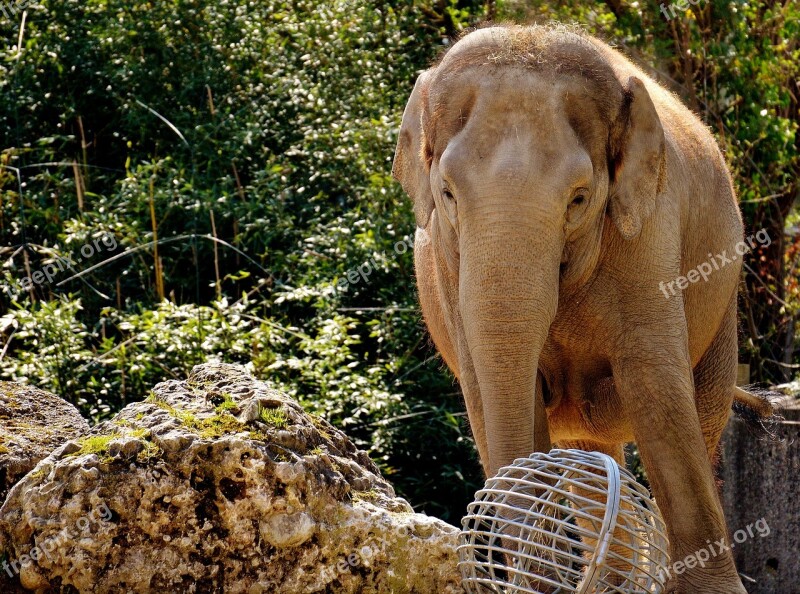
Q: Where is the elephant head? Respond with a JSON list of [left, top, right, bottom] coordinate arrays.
[[393, 26, 666, 476]]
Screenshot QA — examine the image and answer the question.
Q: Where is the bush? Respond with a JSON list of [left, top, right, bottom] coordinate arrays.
[[0, 0, 486, 520]]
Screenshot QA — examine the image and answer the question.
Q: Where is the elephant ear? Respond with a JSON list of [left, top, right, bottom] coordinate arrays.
[[392, 70, 434, 229], [609, 76, 666, 240]]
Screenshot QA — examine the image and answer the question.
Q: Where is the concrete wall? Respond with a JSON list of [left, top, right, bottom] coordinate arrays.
[[719, 396, 799, 594]]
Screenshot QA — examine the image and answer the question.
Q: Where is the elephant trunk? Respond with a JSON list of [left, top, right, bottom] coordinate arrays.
[[460, 221, 560, 476]]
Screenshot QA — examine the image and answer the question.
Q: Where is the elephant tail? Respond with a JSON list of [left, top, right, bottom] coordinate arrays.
[[733, 386, 776, 420], [732, 386, 785, 440]]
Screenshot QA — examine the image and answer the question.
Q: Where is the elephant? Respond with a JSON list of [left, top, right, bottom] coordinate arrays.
[[392, 24, 773, 594]]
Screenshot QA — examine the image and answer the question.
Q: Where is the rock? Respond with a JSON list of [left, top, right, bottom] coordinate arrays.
[[719, 393, 800, 594], [0, 382, 90, 594], [0, 382, 90, 503], [0, 364, 462, 593]]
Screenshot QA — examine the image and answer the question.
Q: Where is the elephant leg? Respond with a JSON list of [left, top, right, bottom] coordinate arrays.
[[692, 296, 737, 467], [653, 299, 739, 594], [612, 313, 746, 594]]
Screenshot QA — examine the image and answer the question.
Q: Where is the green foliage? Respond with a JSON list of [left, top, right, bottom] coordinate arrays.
[[0, 0, 486, 520]]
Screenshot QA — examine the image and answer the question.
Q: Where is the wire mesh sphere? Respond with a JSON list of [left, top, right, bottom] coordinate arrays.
[[458, 449, 669, 594]]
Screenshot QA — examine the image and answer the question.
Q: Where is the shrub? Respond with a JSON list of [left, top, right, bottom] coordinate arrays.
[[0, 0, 486, 520]]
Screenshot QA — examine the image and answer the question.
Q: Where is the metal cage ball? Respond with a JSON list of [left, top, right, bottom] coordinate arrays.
[[458, 449, 670, 594]]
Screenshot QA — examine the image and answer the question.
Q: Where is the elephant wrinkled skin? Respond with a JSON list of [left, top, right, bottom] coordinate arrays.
[[393, 25, 769, 594]]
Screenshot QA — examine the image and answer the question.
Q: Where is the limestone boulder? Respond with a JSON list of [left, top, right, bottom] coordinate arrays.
[[0, 382, 90, 503], [0, 382, 90, 593], [0, 364, 462, 593]]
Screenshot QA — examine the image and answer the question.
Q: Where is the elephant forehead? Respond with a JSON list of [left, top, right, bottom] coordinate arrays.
[[429, 26, 623, 146], [431, 69, 592, 144], [427, 69, 608, 193], [436, 91, 593, 191]]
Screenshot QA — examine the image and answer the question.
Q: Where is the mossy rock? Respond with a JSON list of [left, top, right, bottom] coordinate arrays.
[[0, 364, 461, 593], [0, 382, 89, 503], [0, 383, 90, 593]]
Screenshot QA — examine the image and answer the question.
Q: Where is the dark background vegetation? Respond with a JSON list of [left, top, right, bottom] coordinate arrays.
[[1, 0, 797, 521]]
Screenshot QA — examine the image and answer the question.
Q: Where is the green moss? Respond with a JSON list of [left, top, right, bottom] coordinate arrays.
[[137, 439, 162, 463], [71, 433, 122, 463], [147, 393, 281, 441], [161, 406, 250, 439], [196, 412, 246, 439], [148, 398, 180, 418], [351, 489, 381, 502], [27, 465, 49, 481], [77, 433, 121, 455], [68, 426, 162, 464], [259, 406, 288, 429], [309, 414, 332, 440], [177, 410, 200, 429], [214, 392, 237, 413], [271, 451, 292, 462], [0, 444, 9, 455]]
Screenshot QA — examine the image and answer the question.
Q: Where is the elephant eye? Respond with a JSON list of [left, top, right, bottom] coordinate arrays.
[[442, 188, 455, 202], [569, 190, 589, 209]]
